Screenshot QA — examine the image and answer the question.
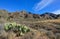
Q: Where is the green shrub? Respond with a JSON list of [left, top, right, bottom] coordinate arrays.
[[4, 22, 30, 36]]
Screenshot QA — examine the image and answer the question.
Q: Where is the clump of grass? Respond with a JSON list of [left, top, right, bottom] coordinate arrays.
[[56, 33, 60, 39], [7, 32, 16, 39]]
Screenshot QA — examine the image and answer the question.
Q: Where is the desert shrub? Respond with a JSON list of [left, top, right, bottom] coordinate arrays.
[[4, 22, 30, 36]]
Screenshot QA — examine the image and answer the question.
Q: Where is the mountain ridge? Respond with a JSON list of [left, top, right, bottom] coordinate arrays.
[[0, 10, 60, 20]]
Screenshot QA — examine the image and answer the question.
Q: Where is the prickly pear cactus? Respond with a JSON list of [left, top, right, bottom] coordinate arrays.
[[4, 22, 30, 36]]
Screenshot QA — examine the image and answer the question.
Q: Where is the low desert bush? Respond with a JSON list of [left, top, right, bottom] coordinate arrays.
[[4, 22, 30, 36]]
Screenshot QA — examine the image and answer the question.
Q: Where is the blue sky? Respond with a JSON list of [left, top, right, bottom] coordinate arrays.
[[0, 0, 60, 14]]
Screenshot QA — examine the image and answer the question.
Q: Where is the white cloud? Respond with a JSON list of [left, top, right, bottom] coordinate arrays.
[[33, 0, 53, 11], [52, 10, 60, 14]]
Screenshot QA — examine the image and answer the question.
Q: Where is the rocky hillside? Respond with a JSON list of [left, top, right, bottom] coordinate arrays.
[[0, 10, 60, 39], [8, 11, 60, 19], [0, 10, 60, 22]]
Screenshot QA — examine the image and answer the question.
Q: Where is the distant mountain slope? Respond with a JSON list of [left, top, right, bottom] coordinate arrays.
[[0, 10, 60, 22]]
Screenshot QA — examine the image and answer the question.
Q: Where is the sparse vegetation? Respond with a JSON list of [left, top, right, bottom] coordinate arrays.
[[4, 22, 30, 36], [0, 10, 60, 39]]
